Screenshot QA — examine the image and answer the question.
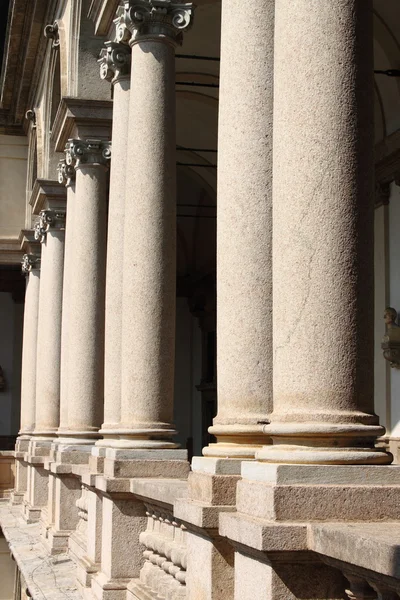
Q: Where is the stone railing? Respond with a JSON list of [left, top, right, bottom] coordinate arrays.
[[127, 479, 189, 600]]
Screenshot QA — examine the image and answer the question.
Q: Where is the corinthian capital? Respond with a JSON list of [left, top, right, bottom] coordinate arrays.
[[57, 158, 75, 187], [65, 139, 112, 169], [123, 0, 194, 46], [21, 253, 41, 274], [34, 210, 66, 243], [99, 42, 131, 83]]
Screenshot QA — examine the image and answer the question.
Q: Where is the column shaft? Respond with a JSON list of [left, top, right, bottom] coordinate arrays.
[[59, 184, 76, 430], [34, 223, 65, 436], [65, 154, 108, 439], [20, 256, 41, 435], [204, 0, 275, 458], [102, 76, 130, 433], [119, 40, 177, 446], [258, 0, 390, 464]]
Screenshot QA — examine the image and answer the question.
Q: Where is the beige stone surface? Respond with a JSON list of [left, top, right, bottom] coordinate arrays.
[[102, 77, 130, 435], [207, 0, 274, 459], [186, 530, 234, 600], [219, 512, 308, 553], [130, 477, 188, 507], [34, 226, 65, 436], [65, 165, 108, 439], [309, 523, 400, 578], [258, 0, 389, 464], [119, 39, 177, 448], [20, 261, 40, 435], [235, 478, 400, 522], [188, 472, 239, 506], [59, 185, 76, 431]]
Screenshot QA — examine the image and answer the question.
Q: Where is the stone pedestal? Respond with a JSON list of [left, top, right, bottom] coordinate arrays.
[[204, 0, 275, 460]]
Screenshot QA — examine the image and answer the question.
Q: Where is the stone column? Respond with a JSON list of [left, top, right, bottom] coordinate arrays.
[[116, 1, 193, 449], [203, 0, 275, 460], [59, 139, 110, 443], [97, 40, 131, 440], [257, 0, 390, 465], [11, 249, 41, 505], [57, 159, 76, 432], [19, 251, 41, 437], [33, 207, 66, 438]]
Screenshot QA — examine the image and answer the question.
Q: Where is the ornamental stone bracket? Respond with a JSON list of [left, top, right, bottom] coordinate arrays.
[[382, 307, 400, 369], [34, 209, 66, 243], [57, 159, 75, 188], [123, 0, 194, 45], [21, 253, 41, 274], [98, 41, 131, 83], [44, 21, 60, 48], [64, 138, 112, 169]]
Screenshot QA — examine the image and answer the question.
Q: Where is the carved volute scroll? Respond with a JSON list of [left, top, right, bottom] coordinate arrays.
[[382, 307, 400, 369], [34, 210, 66, 244], [21, 253, 41, 274], [64, 139, 112, 170], [123, 0, 194, 46], [57, 158, 75, 188], [44, 21, 60, 48], [98, 42, 131, 83]]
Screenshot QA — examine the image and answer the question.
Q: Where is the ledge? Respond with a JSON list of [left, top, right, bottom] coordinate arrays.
[[309, 523, 400, 580], [0, 503, 81, 600]]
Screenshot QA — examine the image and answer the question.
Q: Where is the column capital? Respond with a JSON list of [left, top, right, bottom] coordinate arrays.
[[123, 0, 194, 46], [57, 158, 75, 188], [34, 209, 66, 243], [21, 253, 41, 274], [65, 138, 112, 169], [99, 41, 131, 83]]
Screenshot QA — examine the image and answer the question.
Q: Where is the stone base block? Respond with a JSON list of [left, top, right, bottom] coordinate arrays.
[[91, 572, 132, 600], [237, 463, 400, 522], [46, 527, 72, 554], [22, 502, 41, 523], [69, 531, 99, 589], [10, 491, 25, 505], [188, 471, 239, 506], [103, 458, 189, 479]]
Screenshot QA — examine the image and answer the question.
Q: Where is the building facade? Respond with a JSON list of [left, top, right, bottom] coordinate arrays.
[[0, 0, 400, 599]]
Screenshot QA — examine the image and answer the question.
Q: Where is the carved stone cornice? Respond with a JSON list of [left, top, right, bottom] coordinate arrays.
[[44, 21, 60, 48], [123, 0, 194, 46], [98, 41, 131, 83], [65, 138, 112, 169], [21, 253, 41, 274], [57, 159, 75, 188], [34, 209, 66, 243]]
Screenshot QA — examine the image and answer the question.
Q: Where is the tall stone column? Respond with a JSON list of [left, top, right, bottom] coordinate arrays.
[[57, 159, 76, 432], [11, 246, 41, 505], [97, 40, 131, 440], [19, 250, 41, 437], [33, 202, 66, 438], [203, 0, 275, 460], [116, 1, 193, 449], [257, 0, 390, 465], [58, 139, 110, 443]]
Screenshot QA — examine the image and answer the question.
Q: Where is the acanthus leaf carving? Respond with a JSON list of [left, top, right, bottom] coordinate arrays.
[[98, 42, 131, 83], [21, 253, 41, 274], [64, 139, 111, 169], [123, 0, 194, 46], [34, 210, 66, 244]]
